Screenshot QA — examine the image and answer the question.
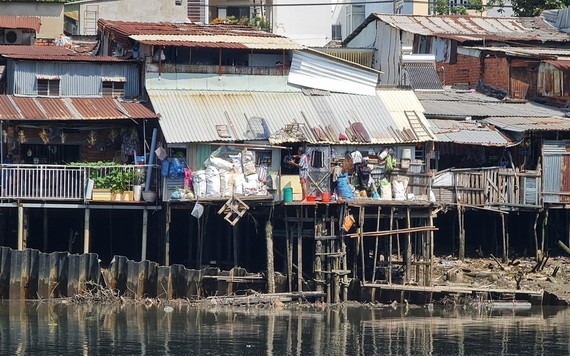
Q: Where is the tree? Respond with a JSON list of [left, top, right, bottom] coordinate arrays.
[[510, 0, 570, 17]]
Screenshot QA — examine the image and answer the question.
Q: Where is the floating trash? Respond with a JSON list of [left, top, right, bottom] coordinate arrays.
[[163, 306, 174, 313]]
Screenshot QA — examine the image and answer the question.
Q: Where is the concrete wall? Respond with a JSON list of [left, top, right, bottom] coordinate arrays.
[[0, 3, 64, 39], [69, 0, 190, 36], [271, 0, 331, 47]]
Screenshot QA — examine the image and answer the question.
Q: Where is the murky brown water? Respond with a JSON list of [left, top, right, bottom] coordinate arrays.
[[0, 301, 568, 355]]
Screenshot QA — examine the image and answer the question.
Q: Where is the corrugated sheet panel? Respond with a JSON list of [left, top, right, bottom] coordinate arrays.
[[288, 50, 379, 96], [371, 14, 570, 43], [483, 117, 570, 132], [131, 35, 302, 50], [402, 62, 443, 90], [313, 48, 374, 67], [147, 89, 435, 145], [429, 119, 512, 146], [0, 95, 157, 120], [417, 91, 565, 118], [9, 61, 139, 97], [0, 15, 40, 32], [542, 140, 566, 203]]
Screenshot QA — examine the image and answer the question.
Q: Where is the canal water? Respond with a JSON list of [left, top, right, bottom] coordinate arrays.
[[0, 301, 568, 355]]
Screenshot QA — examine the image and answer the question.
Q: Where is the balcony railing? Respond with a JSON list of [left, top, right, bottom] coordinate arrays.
[[0, 164, 160, 202]]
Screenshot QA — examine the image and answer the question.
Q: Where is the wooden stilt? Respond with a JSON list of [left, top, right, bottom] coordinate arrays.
[[372, 206, 380, 283], [43, 208, 48, 252], [406, 208, 412, 284], [187, 211, 193, 266], [297, 206, 303, 292], [83, 208, 90, 254], [458, 207, 465, 260], [428, 209, 434, 286], [285, 208, 293, 293], [542, 210, 548, 255], [389, 207, 394, 284], [164, 204, 171, 266], [359, 206, 365, 283], [396, 219, 401, 260], [266, 220, 275, 293], [17, 205, 24, 250], [141, 209, 148, 261], [233, 225, 238, 267], [314, 205, 323, 294], [501, 213, 507, 263]]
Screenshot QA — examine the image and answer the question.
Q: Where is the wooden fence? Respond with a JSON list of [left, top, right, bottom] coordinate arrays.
[[432, 167, 541, 209]]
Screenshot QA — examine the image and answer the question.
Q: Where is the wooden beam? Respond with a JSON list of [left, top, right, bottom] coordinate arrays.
[[346, 226, 439, 238], [266, 220, 275, 293]]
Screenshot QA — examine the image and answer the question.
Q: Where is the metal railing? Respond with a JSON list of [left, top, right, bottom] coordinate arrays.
[[0, 164, 159, 201]]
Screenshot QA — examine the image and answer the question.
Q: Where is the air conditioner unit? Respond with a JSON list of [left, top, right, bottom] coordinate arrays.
[[4, 29, 22, 45]]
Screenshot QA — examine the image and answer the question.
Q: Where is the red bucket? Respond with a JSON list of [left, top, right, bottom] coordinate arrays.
[[321, 192, 331, 202], [306, 195, 316, 202]]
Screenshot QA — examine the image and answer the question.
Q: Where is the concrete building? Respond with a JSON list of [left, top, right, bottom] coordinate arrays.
[[0, 0, 65, 39]]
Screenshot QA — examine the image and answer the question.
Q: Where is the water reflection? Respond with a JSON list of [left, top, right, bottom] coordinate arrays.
[[0, 301, 568, 355]]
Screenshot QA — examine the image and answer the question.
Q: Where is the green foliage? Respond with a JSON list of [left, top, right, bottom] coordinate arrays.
[[434, 0, 450, 14], [511, 0, 570, 16]]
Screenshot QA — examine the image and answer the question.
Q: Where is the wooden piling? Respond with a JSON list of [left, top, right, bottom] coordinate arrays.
[[83, 208, 90, 254], [43, 208, 48, 252], [266, 220, 275, 293], [372, 206, 381, 283], [17, 205, 24, 250], [406, 208, 412, 284], [501, 213, 507, 263], [285, 208, 293, 292], [142, 209, 148, 261], [389, 207, 394, 284], [297, 206, 303, 292], [458, 207, 465, 260], [164, 204, 171, 266]]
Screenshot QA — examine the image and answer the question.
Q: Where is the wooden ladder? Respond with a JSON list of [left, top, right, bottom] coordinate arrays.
[[405, 110, 433, 141]]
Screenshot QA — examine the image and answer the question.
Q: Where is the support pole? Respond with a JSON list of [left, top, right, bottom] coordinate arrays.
[[83, 208, 90, 254], [501, 213, 508, 263], [43, 208, 48, 252], [427, 208, 434, 286], [233, 225, 238, 267], [297, 206, 303, 292], [372, 206, 381, 283], [286, 208, 292, 292], [17, 205, 25, 250], [164, 203, 171, 266], [266, 220, 275, 293], [406, 207, 412, 284], [359, 206, 365, 283], [389, 207, 394, 284], [141, 209, 148, 261], [458, 207, 465, 260]]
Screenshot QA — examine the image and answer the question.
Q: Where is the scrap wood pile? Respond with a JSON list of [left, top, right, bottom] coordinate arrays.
[[432, 256, 570, 302]]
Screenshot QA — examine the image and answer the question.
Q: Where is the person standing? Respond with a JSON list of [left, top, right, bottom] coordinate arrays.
[[290, 147, 309, 200], [351, 149, 362, 174]]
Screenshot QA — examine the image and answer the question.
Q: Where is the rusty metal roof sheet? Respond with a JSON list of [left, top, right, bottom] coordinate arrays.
[[147, 88, 436, 145], [100, 20, 302, 50], [0, 95, 157, 120], [544, 59, 570, 70], [429, 118, 513, 146], [346, 14, 570, 44], [467, 46, 570, 58], [0, 15, 41, 32], [483, 116, 570, 132], [0, 45, 131, 61]]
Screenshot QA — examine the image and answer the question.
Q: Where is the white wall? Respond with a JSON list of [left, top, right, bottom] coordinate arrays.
[[72, 0, 190, 36], [271, 0, 332, 47]]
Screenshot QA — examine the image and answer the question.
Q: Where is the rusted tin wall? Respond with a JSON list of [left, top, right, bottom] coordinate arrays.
[[0, 247, 269, 299], [0, 247, 101, 299]]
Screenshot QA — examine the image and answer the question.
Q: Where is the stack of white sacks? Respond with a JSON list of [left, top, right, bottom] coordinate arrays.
[[192, 150, 267, 198]]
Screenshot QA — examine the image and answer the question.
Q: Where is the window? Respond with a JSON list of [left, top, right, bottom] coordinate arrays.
[[347, 5, 365, 34], [332, 24, 342, 41], [102, 81, 125, 97], [37, 79, 60, 96], [175, 0, 182, 5]]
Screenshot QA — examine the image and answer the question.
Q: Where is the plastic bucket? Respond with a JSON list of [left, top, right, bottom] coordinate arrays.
[[306, 195, 316, 202], [321, 192, 331, 202], [283, 187, 293, 203]]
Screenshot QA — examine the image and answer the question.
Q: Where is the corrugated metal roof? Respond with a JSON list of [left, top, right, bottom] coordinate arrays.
[[0, 45, 129, 62], [100, 20, 303, 50], [467, 46, 570, 58], [429, 119, 512, 146], [483, 116, 570, 132], [0, 15, 41, 32], [377, 89, 435, 141], [147, 89, 437, 145], [288, 50, 380, 96], [130, 34, 302, 50], [416, 91, 565, 118], [350, 14, 570, 44], [544, 59, 570, 70], [0, 95, 157, 120]]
